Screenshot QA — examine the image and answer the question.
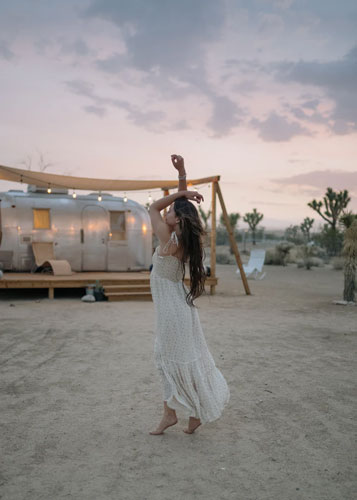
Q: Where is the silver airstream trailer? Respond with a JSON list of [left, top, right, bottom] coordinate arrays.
[[0, 185, 152, 272]]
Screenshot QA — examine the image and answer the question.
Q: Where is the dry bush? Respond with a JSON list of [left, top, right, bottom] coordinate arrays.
[[285, 245, 300, 263], [330, 256, 344, 270], [265, 248, 285, 265], [286, 244, 327, 264], [215, 246, 236, 265], [265, 241, 294, 265], [309, 257, 325, 267]]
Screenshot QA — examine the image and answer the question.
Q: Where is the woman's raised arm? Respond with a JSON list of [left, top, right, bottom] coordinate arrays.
[[171, 154, 187, 192]]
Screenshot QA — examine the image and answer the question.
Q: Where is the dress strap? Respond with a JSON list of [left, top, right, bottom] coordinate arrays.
[[161, 231, 178, 254]]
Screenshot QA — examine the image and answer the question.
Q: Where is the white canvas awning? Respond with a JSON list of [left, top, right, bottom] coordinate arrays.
[[0, 164, 219, 191]]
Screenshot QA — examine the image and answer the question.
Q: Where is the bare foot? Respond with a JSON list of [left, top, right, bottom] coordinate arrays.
[[149, 414, 178, 435], [183, 417, 201, 434]]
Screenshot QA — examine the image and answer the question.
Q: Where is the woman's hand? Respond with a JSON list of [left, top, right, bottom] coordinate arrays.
[[183, 190, 204, 204], [171, 154, 185, 172]]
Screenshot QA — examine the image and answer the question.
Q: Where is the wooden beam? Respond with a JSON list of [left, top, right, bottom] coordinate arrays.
[[210, 181, 217, 294], [216, 182, 251, 295]]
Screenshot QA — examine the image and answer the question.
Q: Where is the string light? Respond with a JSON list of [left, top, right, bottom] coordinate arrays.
[[123, 192, 128, 203], [98, 191, 102, 201], [72, 189, 77, 199], [47, 184, 52, 194]]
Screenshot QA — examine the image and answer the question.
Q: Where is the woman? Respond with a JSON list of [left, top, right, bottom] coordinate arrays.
[[149, 154, 230, 435]]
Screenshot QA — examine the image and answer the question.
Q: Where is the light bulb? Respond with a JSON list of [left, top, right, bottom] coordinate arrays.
[[98, 192, 102, 201], [124, 192, 128, 202], [72, 190, 77, 199], [148, 192, 152, 203], [47, 185, 52, 193]]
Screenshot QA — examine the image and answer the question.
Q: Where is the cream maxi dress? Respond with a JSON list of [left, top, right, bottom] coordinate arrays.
[[150, 231, 230, 424]]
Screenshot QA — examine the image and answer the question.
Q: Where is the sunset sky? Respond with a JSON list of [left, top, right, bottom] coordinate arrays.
[[1, 0, 356, 229]]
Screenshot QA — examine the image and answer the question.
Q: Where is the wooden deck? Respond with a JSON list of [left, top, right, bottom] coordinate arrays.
[[0, 272, 218, 300]]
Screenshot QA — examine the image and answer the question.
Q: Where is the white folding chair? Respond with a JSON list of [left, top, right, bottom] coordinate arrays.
[[236, 249, 266, 280]]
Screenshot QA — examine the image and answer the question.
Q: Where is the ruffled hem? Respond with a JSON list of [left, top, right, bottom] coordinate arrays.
[[154, 350, 230, 424]]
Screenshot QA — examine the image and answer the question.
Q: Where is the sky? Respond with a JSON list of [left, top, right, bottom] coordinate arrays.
[[0, 0, 356, 230]]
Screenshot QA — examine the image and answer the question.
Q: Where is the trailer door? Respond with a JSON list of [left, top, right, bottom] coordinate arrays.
[[107, 210, 129, 271], [81, 205, 109, 271]]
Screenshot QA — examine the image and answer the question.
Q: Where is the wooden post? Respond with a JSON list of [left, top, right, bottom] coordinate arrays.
[[216, 182, 251, 295], [48, 287, 54, 299], [210, 181, 217, 295]]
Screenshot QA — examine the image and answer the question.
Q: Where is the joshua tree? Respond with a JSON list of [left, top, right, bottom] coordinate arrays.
[[243, 208, 263, 245], [339, 211, 357, 231], [199, 206, 212, 231], [308, 187, 350, 256], [300, 217, 314, 242], [218, 212, 240, 254], [219, 212, 240, 230], [285, 224, 303, 244], [308, 187, 350, 230], [340, 213, 357, 303], [299, 217, 315, 269]]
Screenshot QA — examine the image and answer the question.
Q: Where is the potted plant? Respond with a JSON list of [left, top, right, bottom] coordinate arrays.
[[93, 280, 107, 301]]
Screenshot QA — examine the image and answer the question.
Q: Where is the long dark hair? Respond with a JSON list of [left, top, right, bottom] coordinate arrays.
[[174, 197, 207, 307]]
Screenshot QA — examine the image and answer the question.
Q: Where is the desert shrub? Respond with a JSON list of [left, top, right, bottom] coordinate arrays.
[[216, 253, 233, 264], [309, 257, 325, 267], [310, 244, 327, 260], [285, 245, 300, 263], [287, 243, 327, 265], [296, 257, 324, 268], [265, 241, 294, 265], [265, 248, 284, 265], [215, 247, 236, 265], [276, 241, 294, 265], [330, 256, 344, 270]]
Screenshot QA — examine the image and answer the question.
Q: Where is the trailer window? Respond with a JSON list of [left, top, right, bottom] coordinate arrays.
[[33, 208, 51, 229], [110, 211, 126, 240]]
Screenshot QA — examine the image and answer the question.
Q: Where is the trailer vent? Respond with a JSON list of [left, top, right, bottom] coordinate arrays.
[[21, 235, 32, 244]]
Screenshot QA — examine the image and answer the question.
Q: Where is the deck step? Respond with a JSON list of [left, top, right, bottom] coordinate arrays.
[[104, 284, 151, 293], [101, 278, 150, 286], [106, 291, 152, 302]]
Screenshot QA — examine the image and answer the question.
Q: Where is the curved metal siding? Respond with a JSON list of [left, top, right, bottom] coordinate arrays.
[[0, 191, 152, 271]]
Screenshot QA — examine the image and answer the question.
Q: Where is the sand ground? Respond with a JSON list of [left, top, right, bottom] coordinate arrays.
[[0, 263, 356, 500]]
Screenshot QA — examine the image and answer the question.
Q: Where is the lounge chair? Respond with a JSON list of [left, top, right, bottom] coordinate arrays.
[[236, 249, 266, 280], [31, 242, 74, 275]]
